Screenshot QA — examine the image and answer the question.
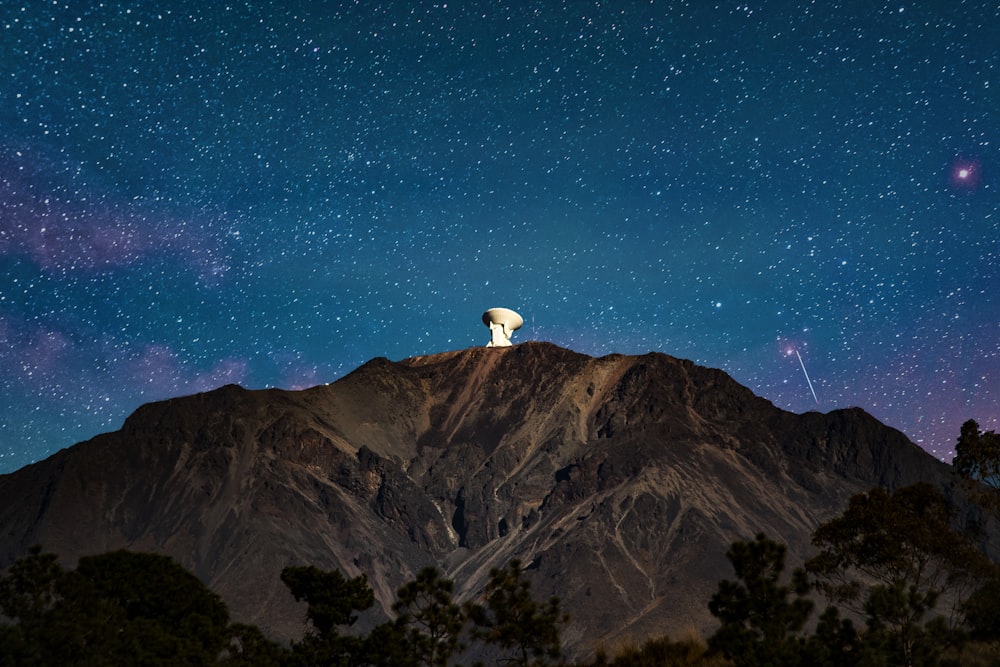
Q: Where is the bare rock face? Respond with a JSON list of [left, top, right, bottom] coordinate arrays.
[[0, 343, 951, 656]]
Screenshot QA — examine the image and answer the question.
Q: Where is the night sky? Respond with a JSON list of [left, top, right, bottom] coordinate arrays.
[[1, 1, 996, 474]]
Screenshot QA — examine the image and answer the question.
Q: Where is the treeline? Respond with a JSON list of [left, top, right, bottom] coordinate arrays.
[[2, 420, 999, 666], [0, 549, 564, 667]]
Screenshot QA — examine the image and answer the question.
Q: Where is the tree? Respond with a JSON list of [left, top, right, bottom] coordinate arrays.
[[806, 483, 994, 665], [951, 420, 1000, 647], [280, 564, 375, 666], [0, 545, 63, 624], [281, 565, 375, 637], [0, 545, 76, 666], [801, 606, 860, 667], [77, 549, 233, 664], [466, 559, 567, 667], [707, 533, 813, 666], [362, 620, 417, 667], [220, 623, 288, 666], [391, 567, 465, 667], [954, 419, 1000, 514], [961, 576, 1000, 643], [857, 580, 953, 666], [0, 547, 238, 666]]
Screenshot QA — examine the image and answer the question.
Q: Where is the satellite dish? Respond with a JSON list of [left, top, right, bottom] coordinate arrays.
[[482, 307, 523, 347]]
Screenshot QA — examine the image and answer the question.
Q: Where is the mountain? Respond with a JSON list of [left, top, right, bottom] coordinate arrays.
[[0, 342, 953, 657]]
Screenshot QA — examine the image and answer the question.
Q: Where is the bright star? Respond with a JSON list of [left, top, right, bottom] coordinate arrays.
[[950, 158, 980, 190]]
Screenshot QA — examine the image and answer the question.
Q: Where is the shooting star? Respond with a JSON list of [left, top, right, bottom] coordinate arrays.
[[794, 350, 820, 404]]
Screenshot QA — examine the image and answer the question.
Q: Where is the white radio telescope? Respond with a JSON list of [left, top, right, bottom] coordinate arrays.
[[482, 308, 523, 347]]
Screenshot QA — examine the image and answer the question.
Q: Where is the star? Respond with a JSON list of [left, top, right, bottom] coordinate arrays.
[[950, 159, 981, 190]]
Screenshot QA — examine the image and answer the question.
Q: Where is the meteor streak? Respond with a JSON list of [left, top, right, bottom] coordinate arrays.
[[795, 350, 819, 404]]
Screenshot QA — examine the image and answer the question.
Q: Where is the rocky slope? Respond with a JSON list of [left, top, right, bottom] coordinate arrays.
[[0, 343, 953, 656]]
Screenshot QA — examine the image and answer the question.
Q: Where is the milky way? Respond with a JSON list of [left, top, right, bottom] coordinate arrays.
[[1, 1, 997, 473]]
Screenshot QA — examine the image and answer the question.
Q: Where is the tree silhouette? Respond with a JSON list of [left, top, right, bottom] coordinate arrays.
[[391, 567, 465, 667], [0, 547, 236, 666], [0, 545, 62, 623], [222, 623, 287, 666], [707, 533, 813, 666], [466, 559, 567, 667], [951, 420, 1000, 644], [801, 606, 860, 667], [77, 549, 232, 662], [280, 564, 375, 666], [806, 483, 994, 665], [954, 419, 1000, 513], [281, 565, 375, 636]]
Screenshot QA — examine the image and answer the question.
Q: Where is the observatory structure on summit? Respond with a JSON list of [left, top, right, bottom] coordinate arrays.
[[482, 308, 523, 347]]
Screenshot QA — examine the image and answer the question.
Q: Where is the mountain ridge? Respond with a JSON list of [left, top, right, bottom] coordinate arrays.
[[0, 342, 953, 656]]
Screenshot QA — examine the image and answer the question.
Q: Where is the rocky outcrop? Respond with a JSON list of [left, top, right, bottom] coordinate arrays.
[[0, 343, 954, 656]]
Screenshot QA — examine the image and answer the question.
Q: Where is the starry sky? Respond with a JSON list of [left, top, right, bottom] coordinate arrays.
[[1, 1, 996, 474]]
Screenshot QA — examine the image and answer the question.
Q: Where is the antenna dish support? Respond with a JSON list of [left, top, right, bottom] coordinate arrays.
[[482, 308, 523, 347]]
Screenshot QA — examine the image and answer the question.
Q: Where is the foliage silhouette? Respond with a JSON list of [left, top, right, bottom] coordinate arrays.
[[806, 482, 997, 666], [801, 605, 860, 667], [280, 564, 375, 666], [391, 566, 465, 667], [954, 419, 1000, 502], [222, 623, 288, 666], [707, 533, 813, 666], [466, 559, 568, 667], [280, 565, 375, 636], [961, 576, 1000, 642], [0, 546, 236, 666]]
